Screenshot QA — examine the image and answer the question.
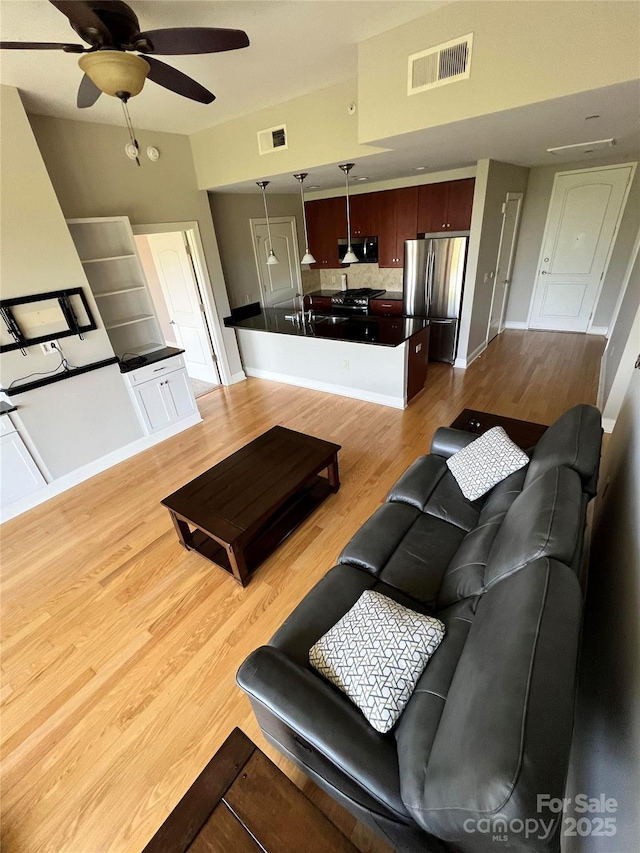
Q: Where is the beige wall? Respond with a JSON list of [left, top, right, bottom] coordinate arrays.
[[601, 243, 640, 409], [190, 80, 387, 190], [357, 1, 640, 144], [0, 86, 142, 479], [208, 192, 305, 309], [506, 155, 640, 328], [28, 113, 243, 378], [305, 166, 477, 201], [458, 160, 530, 362]]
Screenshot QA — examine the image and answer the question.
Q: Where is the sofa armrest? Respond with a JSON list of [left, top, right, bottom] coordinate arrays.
[[429, 427, 478, 459], [236, 645, 409, 820]]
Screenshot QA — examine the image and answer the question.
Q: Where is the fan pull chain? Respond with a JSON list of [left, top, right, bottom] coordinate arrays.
[[120, 97, 140, 167]]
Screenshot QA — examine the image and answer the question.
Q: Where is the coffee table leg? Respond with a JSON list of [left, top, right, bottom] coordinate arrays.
[[169, 511, 190, 549], [226, 544, 250, 587], [327, 454, 340, 492]]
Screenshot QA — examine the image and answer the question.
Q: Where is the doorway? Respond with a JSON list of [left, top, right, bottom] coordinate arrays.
[[250, 216, 302, 308], [528, 163, 636, 332], [487, 192, 524, 343], [134, 225, 221, 398]]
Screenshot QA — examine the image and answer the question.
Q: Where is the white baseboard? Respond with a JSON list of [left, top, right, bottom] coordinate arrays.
[[587, 326, 608, 336], [244, 367, 406, 409], [454, 340, 487, 369], [0, 412, 202, 524], [602, 417, 616, 434], [504, 321, 529, 330]]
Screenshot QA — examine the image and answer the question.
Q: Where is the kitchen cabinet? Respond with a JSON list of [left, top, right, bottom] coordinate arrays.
[[305, 295, 333, 311], [369, 297, 403, 316], [377, 187, 419, 268], [0, 415, 46, 508], [406, 326, 430, 402], [305, 198, 347, 269], [350, 193, 379, 237], [417, 178, 475, 233], [122, 354, 197, 435]]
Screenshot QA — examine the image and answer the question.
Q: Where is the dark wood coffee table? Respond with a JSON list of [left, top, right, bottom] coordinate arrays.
[[450, 408, 548, 449], [161, 426, 341, 586], [142, 728, 357, 853]]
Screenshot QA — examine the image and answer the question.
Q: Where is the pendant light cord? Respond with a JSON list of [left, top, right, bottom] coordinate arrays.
[[345, 171, 353, 249], [261, 187, 274, 251], [120, 97, 140, 167], [299, 181, 311, 253]]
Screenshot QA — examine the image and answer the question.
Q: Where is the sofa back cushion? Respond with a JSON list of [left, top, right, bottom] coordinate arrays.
[[525, 404, 602, 496]]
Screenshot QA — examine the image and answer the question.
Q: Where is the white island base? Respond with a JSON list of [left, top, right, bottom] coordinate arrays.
[[236, 327, 411, 409]]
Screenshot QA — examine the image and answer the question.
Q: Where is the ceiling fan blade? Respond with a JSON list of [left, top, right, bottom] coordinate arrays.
[[144, 56, 215, 104], [136, 27, 249, 55], [49, 0, 112, 46], [77, 73, 101, 108], [0, 41, 85, 53]]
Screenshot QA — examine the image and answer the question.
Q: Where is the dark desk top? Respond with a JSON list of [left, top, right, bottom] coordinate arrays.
[[0, 401, 17, 415], [229, 307, 428, 348], [119, 346, 185, 374]]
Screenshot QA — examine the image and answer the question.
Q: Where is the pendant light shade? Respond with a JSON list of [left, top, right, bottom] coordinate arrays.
[[293, 172, 316, 265], [339, 163, 359, 264], [256, 180, 279, 265]]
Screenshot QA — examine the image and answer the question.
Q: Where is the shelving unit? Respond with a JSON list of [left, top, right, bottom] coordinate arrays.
[[67, 216, 163, 359]]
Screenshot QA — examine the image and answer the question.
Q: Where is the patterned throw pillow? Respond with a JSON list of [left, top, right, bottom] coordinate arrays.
[[309, 591, 445, 734], [446, 426, 529, 501]]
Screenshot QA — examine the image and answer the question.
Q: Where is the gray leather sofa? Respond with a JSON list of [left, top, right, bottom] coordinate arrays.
[[237, 405, 602, 853]]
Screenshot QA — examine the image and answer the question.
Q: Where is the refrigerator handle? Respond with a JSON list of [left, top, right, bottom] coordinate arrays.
[[426, 251, 435, 311]]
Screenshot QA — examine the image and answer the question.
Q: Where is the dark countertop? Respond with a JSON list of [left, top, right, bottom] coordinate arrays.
[[118, 346, 185, 374], [229, 307, 428, 348], [0, 400, 17, 415]]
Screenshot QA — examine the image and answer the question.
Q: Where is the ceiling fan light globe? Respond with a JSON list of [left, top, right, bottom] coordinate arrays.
[[266, 250, 280, 265], [78, 51, 150, 97], [343, 248, 359, 264], [301, 251, 316, 265]]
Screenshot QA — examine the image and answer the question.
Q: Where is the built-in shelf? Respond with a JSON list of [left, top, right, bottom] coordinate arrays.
[[81, 254, 136, 264], [95, 285, 146, 298], [2, 357, 119, 396], [105, 313, 155, 330]]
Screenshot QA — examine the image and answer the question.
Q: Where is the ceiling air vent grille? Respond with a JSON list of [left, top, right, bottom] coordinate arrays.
[[408, 33, 473, 95], [257, 124, 288, 155]]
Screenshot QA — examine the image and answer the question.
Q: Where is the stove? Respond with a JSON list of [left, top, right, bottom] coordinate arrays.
[[331, 288, 386, 312]]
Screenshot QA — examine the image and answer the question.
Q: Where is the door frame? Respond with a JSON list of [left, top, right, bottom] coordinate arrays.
[[133, 221, 231, 385], [249, 216, 303, 308], [486, 191, 524, 345], [525, 162, 637, 334]]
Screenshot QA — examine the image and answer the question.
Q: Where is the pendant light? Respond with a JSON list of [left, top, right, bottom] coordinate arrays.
[[293, 173, 316, 265], [256, 181, 279, 265], [338, 163, 359, 264]]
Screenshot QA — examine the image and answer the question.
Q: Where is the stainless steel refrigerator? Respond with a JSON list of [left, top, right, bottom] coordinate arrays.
[[402, 233, 469, 363]]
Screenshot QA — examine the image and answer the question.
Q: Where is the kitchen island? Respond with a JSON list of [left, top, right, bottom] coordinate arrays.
[[227, 305, 429, 409]]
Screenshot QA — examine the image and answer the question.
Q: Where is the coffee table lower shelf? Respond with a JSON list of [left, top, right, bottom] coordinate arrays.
[[178, 475, 334, 582]]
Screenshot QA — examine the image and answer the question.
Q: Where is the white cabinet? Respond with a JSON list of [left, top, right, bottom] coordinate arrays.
[[123, 355, 198, 435], [0, 416, 46, 508]]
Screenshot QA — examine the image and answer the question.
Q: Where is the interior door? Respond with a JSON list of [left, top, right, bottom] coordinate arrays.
[[251, 217, 302, 307], [528, 164, 634, 332], [146, 232, 219, 384], [488, 193, 523, 342]]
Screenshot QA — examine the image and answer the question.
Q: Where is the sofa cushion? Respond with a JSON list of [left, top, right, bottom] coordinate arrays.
[[525, 404, 602, 496], [310, 591, 445, 734], [446, 426, 529, 501]]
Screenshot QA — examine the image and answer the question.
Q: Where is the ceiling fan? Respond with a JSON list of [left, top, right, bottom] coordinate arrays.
[[0, 0, 250, 108]]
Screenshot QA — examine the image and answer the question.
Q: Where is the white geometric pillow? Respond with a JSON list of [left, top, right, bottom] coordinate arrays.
[[309, 591, 445, 734], [446, 426, 529, 501]]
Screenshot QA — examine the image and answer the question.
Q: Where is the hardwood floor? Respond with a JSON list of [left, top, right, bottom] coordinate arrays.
[[0, 330, 604, 853]]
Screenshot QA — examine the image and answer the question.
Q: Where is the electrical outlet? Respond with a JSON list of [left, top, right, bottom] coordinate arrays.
[[342, 359, 350, 371], [41, 340, 58, 355]]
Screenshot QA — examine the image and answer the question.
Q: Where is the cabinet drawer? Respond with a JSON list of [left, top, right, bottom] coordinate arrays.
[[126, 355, 185, 386], [308, 296, 333, 310], [370, 299, 403, 316]]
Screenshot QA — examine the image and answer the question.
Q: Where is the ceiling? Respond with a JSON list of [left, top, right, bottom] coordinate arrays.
[[0, 0, 450, 133]]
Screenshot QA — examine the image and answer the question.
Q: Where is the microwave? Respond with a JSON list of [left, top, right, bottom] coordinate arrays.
[[338, 236, 378, 264]]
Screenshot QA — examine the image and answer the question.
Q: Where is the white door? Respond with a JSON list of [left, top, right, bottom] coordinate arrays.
[[164, 370, 197, 420], [488, 193, 523, 342], [251, 217, 302, 308], [146, 232, 219, 384], [134, 378, 174, 433], [528, 164, 635, 332]]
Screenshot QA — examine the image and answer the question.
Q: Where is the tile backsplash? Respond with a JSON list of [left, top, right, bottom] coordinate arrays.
[[301, 264, 403, 294]]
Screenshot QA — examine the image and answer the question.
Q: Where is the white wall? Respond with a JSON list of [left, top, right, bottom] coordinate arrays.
[[506, 155, 640, 329], [0, 86, 142, 480]]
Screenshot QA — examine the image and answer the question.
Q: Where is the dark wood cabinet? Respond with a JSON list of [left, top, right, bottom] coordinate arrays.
[[369, 297, 403, 316], [305, 198, 347, 269], [305, 294, 333, 311], [406, 326, 430, 402], [417, 178, 475, 233], [350, 193, 379, 237], [377, 187, 419, 268]]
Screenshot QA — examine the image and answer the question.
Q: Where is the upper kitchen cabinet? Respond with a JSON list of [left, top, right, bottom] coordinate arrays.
[[377, 187, 419, 268], [417, 179, 475, 233], [350, 192, 380, 237], [305, 197, 347, 269]]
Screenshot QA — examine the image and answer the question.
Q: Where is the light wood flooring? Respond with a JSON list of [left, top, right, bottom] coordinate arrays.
[[1, 330, 604, 853]]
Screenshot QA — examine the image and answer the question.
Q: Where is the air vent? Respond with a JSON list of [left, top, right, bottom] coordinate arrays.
[[408, 33, 473, 95], [257, 124, 288, 155]]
